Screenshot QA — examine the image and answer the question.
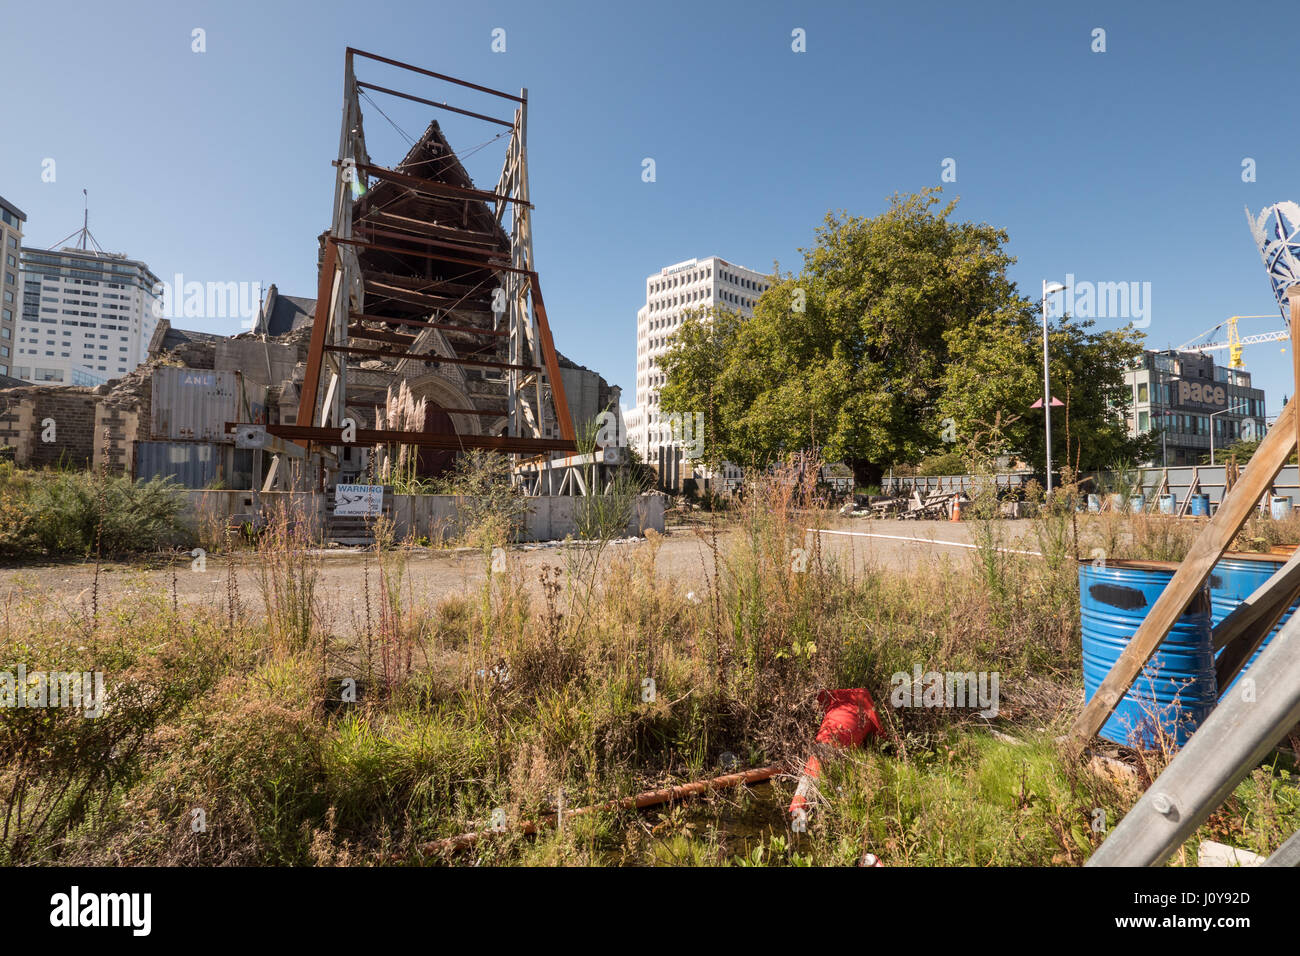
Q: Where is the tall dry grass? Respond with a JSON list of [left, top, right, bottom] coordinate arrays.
[[3, 459, 1297, 866]]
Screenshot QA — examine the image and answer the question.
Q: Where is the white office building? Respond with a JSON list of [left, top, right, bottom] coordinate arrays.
[[15, 247, 160, 386], [0, 196, 26, 379], [628, 256, 771, 465]]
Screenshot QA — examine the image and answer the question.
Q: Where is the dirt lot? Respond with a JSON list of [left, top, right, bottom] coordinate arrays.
[[0, 518, 1040, 622]]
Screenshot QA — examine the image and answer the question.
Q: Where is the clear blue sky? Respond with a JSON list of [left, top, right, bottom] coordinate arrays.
[[3, 0, 1297, 411]]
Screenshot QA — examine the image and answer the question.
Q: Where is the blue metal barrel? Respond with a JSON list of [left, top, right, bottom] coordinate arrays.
[[1189, 494, 1211, 516], [1080, 561, 1217, 747], [1208, 553, 1298, 695]]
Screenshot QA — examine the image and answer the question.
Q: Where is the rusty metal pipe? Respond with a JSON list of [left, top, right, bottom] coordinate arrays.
[[418, 764, 786, 857]]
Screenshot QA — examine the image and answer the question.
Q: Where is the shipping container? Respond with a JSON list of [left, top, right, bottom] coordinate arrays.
[[151, 367, 267, 443], [134, 441, 258, 489]]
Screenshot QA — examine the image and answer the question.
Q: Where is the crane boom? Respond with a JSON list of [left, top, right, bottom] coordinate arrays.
[[1176, 315, 1285, 367]]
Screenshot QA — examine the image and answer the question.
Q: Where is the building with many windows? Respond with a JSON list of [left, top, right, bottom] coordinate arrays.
[[627, 256, 771, 468], [0, 196, 25, 378], [1123, 349, 1268, 466], [14, 246, 160, 386]]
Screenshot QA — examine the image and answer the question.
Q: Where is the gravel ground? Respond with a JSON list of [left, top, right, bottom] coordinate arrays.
[[0, 517, 1041, 622]]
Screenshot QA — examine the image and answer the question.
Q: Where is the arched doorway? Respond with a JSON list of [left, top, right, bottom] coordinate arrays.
[[416, 403, 457, 479]]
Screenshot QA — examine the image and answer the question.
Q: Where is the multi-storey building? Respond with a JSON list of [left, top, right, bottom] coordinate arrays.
[[0, 196, 26, 378], [14, 246, 160, 386], [627, 255, 771, 467], [1124, 349, 1268, 466]]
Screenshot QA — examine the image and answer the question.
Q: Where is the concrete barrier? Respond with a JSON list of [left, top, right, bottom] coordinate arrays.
[[180, 490, 665, 544]]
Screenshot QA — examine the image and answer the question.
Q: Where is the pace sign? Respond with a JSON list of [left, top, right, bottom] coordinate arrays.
[[335, 484, 384, 517], [1177, 380, 1227, 409]]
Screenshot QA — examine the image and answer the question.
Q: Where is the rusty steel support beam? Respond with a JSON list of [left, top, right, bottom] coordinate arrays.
[[527, 271, 575, 444], [347, 48, 525, 103], [356, 81, 514, 127], [426, 406, 509, 418], [349, 311, 506, 336], [324, 343, 536, 372], [345, 325, 418, 346], [358, 271, 492, 298], [359, 210, 504, 246], [297, 239, 339, 433], [342, 161, 532, 210], [247, 422, 575, 454], [355, 223, 509, 262], [335, 237, 531, 275], [363, 280, 493, 311]]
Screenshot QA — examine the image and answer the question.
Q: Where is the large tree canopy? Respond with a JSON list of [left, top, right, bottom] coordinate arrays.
[[659, 189, 1154, 484]]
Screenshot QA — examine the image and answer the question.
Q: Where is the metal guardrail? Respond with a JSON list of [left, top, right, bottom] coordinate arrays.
[[881, 472, 1035, 497], [883, 465, 1300, 510]]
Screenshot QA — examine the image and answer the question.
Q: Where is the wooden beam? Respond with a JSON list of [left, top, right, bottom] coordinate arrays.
[[1215, 576, 1300, 690], [1211, 549, 1300, 653], [1068, 396, 1300, 747]]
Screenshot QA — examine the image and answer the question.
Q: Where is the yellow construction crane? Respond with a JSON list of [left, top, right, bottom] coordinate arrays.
[[1177, 315, 1287, 368]]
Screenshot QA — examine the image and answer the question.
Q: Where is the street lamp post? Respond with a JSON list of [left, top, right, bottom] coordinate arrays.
[[1155, 352, 1182, 468], [1160, 375, 1179, 468], [1042, 280, 1066, 495], [1210, 402, 1248, 465]]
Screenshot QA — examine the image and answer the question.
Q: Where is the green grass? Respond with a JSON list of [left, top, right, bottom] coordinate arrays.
[[2, 463, 1298, 866]]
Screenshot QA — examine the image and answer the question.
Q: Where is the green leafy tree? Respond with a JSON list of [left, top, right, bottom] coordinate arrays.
[[941, 311, 1155, 471], [664, 188, 1147, 483]]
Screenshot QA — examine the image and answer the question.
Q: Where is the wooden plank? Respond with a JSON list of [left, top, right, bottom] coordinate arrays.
[[1215, 575, 1300, 689], [1210, 548, 1300, 653], [1067, 396, 1299, 747]]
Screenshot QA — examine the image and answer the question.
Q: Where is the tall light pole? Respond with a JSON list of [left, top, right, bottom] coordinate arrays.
[[1042, 280, 1066, 495], [1210, 402, 1248, 465]]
